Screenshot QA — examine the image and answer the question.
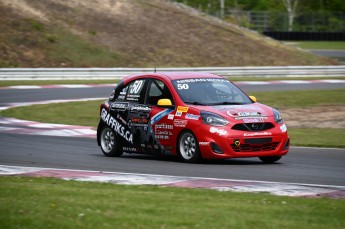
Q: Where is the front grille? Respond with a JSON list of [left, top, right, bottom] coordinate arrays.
[[231, 142, 279, 152], [232, 122, 274, 132]]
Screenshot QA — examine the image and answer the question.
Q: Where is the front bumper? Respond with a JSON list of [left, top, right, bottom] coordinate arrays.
[[196, 126, 289, 159]]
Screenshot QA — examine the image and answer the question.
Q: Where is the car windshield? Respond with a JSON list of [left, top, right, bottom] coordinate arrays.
[[172, 78, 252, 105]]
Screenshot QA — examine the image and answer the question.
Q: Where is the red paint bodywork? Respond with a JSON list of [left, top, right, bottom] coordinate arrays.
[[103, 72, 289, 160]]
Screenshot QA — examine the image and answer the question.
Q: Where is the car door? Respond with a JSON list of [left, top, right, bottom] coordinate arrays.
[[109, 78, 150, 152], [145, 78, 176, 154]]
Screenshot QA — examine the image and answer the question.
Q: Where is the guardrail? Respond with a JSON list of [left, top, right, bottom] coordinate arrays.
[[1, 66, 344, 80]]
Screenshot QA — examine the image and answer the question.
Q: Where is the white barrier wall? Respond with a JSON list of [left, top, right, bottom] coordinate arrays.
[[1, 66, 344, 80]]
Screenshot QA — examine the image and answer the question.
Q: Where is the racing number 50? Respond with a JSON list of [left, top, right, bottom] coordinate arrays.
[[130, 80, 144, 94], [177, 84, 189, 90]]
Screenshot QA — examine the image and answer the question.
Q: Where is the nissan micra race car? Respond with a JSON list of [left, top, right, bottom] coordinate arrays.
[[97, 72, 289, 163]]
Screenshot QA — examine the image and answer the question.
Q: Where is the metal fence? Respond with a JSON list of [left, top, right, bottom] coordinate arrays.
[[1, 66, 344, 80]]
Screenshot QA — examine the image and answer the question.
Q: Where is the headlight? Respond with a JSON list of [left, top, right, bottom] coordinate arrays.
[[273, 109, 283, 124], [201, 111, 229, 126]]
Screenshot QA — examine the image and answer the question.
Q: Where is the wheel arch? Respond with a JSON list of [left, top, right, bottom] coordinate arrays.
[[97, 120, 106, 146]]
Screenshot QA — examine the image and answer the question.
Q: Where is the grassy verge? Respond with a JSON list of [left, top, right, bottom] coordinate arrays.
[[1, 100, 103, 128], [293, 41, 345, 50], [288, 128, 345, 148], [1, 90, 344, 148], [0, 176, 344, 229], [252, 89, 345, 109], [1, 76, 344, 87]]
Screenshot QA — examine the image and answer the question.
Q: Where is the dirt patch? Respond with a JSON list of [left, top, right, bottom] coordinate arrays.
[[280, 105, 345, 129]]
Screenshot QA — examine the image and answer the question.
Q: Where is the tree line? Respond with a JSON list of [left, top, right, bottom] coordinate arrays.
[[174, 0, 345, 32]]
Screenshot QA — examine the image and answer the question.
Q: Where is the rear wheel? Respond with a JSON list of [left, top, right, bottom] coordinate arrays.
[[259, 156, 281, 164], [178, 131, 201, 163], [100, 127, 123, 157]]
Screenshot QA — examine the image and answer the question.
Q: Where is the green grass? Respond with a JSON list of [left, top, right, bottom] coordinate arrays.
[[288, 128, 345, 148], [1, 90, 344, 148], [1, 77, 344, 87], [0, 100, 104, 127], [295, 41, 345, 50], [0, 176, 344, 229], [46, 28, 129, 67], [252, 89, 345, 109]]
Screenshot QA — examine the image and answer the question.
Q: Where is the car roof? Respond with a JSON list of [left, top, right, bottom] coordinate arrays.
[[122, 72, 223, 83]]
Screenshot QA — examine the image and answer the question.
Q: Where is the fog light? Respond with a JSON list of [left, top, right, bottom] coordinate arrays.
[[211, 142, 224, 154]]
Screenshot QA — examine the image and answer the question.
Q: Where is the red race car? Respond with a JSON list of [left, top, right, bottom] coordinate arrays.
[[97, 72, 289, 163]]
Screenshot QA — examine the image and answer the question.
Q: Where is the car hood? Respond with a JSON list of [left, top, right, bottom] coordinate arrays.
[[191, 103, 274, 120]]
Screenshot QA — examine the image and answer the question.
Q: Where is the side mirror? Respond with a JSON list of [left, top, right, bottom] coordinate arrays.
[[157, 99, 173, 107], [249, 96, 257, 102]]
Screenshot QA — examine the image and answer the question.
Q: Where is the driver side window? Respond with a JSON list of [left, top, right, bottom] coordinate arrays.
[[146, 79, 174, 106]]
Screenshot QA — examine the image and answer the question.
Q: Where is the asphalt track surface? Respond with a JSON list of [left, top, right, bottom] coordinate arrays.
[[1, 82, 345, 187], [1, 81, 345, 105]]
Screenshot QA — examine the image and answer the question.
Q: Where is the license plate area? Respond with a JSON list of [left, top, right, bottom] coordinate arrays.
[[244, 138, 272, 144]]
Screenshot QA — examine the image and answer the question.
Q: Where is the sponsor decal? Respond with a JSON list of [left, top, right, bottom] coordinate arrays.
[[154, 130, 172, 135], [131, 117, 149, 124], [210, 127, 228, 136], [177, 106, 189, 113], [130, 105, 151, 113], [227, 111, 267, 119], [243, 132, 272, 137], [280, 124, 287, 133], [199, 142, 210, 146], [216, 105, 258, 111], [175, 111, 182, 117], [185, 113, 200, 120], [156, 135, 170, 140], [155, 123, 173, 130], [243, 118, 265, 123], [101, 108, 133, 144], [111, 102, 128, 111], [151, 109, 173, 125], [126, 96, 139, 101], [238, 112, 261, 117], [122, 147, 137, 152], [176, 78, 227, 84], [168, 114, 174, 120], [174, 119, 188, 127]]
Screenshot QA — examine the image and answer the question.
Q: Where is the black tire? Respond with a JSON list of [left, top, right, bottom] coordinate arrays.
[[177, 130, 201, 163], [259, 156, 282, 164], [100, 127, 123, 157]]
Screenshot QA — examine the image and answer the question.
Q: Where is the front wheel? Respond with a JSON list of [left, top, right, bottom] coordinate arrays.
[[177, 131, 201, 163], [100, 127, 123, 157], [259, 156, 281, 164]]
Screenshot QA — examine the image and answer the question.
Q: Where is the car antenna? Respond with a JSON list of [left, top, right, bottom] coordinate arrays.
[[154, 67, 156, 73]]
